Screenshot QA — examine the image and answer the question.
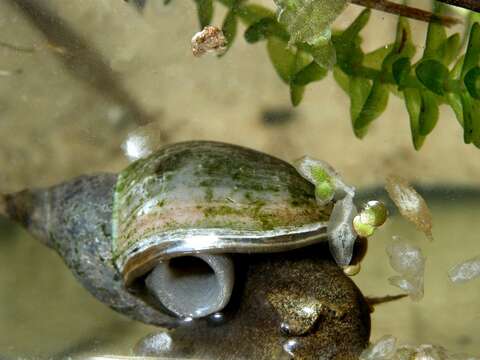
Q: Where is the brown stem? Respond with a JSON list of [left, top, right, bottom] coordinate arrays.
[[350, 0, 461, 26], [436, 0, 480, 12]]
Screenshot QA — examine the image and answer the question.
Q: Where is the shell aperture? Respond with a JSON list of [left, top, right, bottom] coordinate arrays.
[[145, 254, 234, 318]]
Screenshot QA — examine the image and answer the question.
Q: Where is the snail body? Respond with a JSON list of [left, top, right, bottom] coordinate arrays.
[[2, 141, 371, 359]]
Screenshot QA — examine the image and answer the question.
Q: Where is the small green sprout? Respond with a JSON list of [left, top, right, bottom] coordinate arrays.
[[310, 165, 335, 204], [353, 200, 388, 238]]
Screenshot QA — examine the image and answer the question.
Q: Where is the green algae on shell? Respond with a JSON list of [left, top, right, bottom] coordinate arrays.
[[112, 141, 333, 284]]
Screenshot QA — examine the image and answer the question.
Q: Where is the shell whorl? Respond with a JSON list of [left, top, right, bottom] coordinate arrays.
[[111, 141, 332, 286]]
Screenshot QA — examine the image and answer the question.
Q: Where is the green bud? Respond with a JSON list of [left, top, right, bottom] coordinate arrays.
[[311, 166, 330, 183], [353, 216, 375, 238], [311, 166, 335, 203], [364, 200, 388, 227], [353, 200, 388, 238], [315, 181, 334, 201]]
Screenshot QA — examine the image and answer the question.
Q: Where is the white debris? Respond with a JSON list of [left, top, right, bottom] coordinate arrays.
[[385, 175, 433, 241], [386, 236, 425, 301], [415, 344, 450, 360], [387, 237, 425, 276], [327, 194, 357, 266], [448, 255, 480, 284], [191, 26, 227, 57], [360, 335, 397, 360], [121, 121, 163, 162], [360, 339, 479, 360]]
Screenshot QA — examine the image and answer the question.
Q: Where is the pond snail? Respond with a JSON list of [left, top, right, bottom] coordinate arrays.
[[1, 141, 388, 359]]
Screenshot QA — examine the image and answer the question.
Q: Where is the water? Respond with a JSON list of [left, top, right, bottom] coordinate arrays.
[[1, 0, 480, 358], [0, 189, 479, 358]]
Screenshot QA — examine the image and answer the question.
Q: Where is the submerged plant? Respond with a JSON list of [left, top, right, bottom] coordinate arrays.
[[152, 0, 480, 150]]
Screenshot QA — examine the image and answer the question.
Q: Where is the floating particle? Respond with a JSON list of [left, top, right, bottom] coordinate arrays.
[[394, 346, 418, 360], [385, 175, 433, 241], [448, 255, 480, 284], [388, 276, 424, 302], [386, 236, 425, 301], [191, 26, 227, 57], [121, 121, 163, 162], [360, 339, 479, 360], [387, 236, 425, 276], [415, 344, 450, 360], [327, 195, 358, 266], [360, 335, 397, 360]]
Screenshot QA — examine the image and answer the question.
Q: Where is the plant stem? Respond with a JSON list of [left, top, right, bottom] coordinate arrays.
[[350, 0, 460, 26], [436, 0, 480, 12]]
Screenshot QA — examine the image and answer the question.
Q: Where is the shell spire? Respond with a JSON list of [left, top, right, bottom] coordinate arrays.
[[1, 188, 52, 247]]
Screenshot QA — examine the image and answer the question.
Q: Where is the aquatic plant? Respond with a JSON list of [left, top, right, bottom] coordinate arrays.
[[166, 0, 480, 150]]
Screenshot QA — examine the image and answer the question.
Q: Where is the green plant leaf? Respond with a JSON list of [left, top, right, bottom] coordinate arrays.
[[333, 67, 349, 94], [267, 37, 296, 83], [460, 93, 480, 143], [392, 57, 411, 87], [416, 59, 449, 95], [195, 0, 213, 28], [301, 39, 336, 69], [220, 10, 237, 56], [267, 37, 310, 90], [438, 34, 461, 66], [244, 18, 288, 43], [462, 93, 474, 143], [236, 4, 276, 26], [462, 23, 480, 78], [290, 84, 305, 106], [418, 91, 439, 136], [340, 9, 371, 43], [404, 88, 426, 150], [423, 22, 446, 59], [363, 44, 393, 69], [451, 55, 464, 80], [353, 81, 389, 138], [446, 93, 464, 126], [464, 67, 480, 99], [349, 76, 371, 123], [292, 61, 328, 86], [382, 17, 415, 72], [333, 10, 370, 73]]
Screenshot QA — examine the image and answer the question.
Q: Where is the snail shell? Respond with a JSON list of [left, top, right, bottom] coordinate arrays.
[[2, 141, 374, 358], [112, 141, 332, 318]]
